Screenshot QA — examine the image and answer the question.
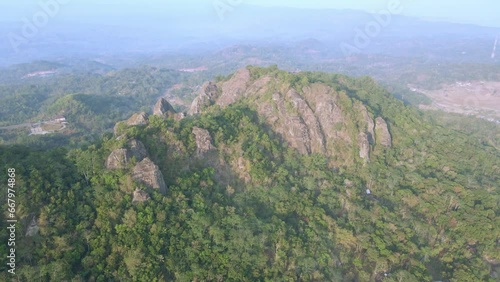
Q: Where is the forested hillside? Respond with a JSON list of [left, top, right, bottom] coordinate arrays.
[[1, 66, 499, 281], [0, 65, 190, 146]]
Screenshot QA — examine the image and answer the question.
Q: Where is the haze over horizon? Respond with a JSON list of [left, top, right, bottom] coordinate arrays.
[[0, 0, 499, 28], [0, 0, 499, 67]]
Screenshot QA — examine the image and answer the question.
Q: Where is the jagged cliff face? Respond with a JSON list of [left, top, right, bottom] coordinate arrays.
[[375, 117, 392, 148], [188, 67, 393, 165], [106, 148, 130, 169], [107, 67, 394, 198], [132, 158, 167, 195]]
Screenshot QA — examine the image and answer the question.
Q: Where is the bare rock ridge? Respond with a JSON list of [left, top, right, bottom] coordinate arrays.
[[217, 68, 252, 107], [375, 117, 392, 147], [260, 89, 326, 155], [132, 158, 167, 195], [192, 127, 216, 155], [153, 98, 176, 116], [187, 67, 394, 164]]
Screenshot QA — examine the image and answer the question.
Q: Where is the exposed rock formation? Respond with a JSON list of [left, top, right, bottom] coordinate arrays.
[[128, 139, 148, 161], [132, 158, 167, 195], [192, 127, 215, 155], [106, 148, 131, 169], [132, 189, 150, 203], [106, 139, 148, 169], [153, 98, 176, 117], [25, 217, 39, 237], [187, 67, 393, 164], [359, 105, 375, 144], [126, 112, 148, 126], [114, 112, 149, 135], [217, 68, 251, 107], [189, 82, 218, 115], [358, 132, 370, 162], [375, 117, 392, 147]]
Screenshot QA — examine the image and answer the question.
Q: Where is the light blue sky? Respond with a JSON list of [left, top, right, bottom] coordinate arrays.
[[1, 0, 499, 27]]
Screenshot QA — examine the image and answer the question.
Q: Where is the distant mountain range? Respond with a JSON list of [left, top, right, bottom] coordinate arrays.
[[1, 5, 499, 66]]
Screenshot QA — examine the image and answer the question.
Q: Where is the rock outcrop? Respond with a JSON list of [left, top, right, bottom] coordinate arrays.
[[153, 98, 176, 117], [217, 68, 251, 107], [25, 217, 39, 237], [128, 139, 148, 161], [126, 112, 148, 126], [192, 127, 215, 155], [132, 158, 167, 195], [106, 139, 148, 169], [189, 82, 218, 115], [358, 132, 370, 162], [187, 67, 393, 165], [359, 105, 375, 144], [106, 148, 131, 169], [132, 189, 150, 203], [114, 112, 149, 136], [261, 89, 327, 155], [375, 117, 392, 147]]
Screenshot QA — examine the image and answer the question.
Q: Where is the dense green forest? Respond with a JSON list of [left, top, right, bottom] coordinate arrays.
[[1, 66, 499, 281], [0, 64, 197, 146]]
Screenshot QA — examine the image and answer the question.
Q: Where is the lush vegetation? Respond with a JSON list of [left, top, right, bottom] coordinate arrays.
[[0, 65, 188, 147], [1, 67, 499, 281]]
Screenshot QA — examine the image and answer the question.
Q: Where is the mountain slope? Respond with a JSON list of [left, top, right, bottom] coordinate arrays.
[[1, 66, 499, 281]]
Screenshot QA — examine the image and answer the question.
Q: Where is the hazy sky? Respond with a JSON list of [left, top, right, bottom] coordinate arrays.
[[1, 0, 499, 28]]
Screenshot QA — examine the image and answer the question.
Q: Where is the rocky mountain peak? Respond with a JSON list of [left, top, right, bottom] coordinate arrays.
[[186, 67, 394, 165], [126, 112, 148, 126], [153, 98, 176, 117]]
